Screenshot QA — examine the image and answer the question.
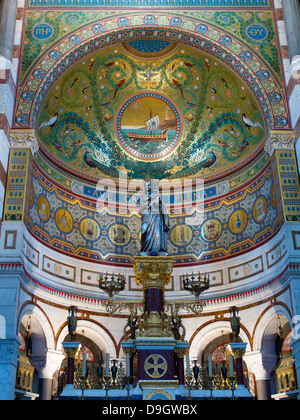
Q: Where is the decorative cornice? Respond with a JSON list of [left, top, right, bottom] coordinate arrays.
[[18, 264, 294, 313]]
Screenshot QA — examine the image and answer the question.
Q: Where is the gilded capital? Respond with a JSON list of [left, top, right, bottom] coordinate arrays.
[[9, 128, 39, 156], [265, 130, 296, 157], [227, 342, 247, 359], [62, 341, 81, 358], [133, 256, 174, 290]]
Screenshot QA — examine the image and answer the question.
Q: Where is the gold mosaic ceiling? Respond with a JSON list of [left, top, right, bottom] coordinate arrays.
[[36, 39, 266, 181]]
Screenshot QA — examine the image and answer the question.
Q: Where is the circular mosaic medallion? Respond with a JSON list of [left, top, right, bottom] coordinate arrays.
[[201, 219, 222, 242], [80, 218, 101, 241], [116, 93, 181, 161], [229, 209, 248, 234], [253, 197, 267, 222], [170, 224, 193, 246], [33, 24, 54, 40], [56, 209, 73, 233], [246, 24, 268, 41], [108, 224, 130, 245], [37, 196, 50, 221]]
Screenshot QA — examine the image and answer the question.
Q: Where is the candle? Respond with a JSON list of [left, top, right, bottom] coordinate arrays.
[[229, 353, 234, 377], [185, 353, 190, 376], [208, 354, 213, 377], [126, 352, 130, 377], [82, 353, 87, 376], [106, 353, 110, 377]]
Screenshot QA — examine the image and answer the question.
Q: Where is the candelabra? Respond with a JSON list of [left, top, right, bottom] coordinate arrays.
[[182, 272, 210, 314], [98, 272, 126, 315]]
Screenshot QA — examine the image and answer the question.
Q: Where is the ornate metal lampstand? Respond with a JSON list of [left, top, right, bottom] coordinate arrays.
[[227, 306, 247, 390], [182, 272, 210, 315], [98, 272, 126, 315], [229, 306, 240, 342]]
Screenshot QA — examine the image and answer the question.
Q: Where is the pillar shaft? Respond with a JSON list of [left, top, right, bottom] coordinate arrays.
[[266, 130, 300, 224], [177, 357, 185, 385], [256, 380, 271, 401], [282, 0, 300, 62], [67, 357, 75, 385], [0, 0, 18, 62], [3, 129, 38, 223], [235, 357, 244, 386], [144, 288, 164, 314], [62, 342, 81, 388]]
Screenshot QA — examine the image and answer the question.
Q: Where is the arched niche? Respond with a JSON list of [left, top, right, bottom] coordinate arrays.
[[56, 319, 117, 358], [189, 320, 250, 361], [253, 305, 293, 354], [18, 304, 55, 354]]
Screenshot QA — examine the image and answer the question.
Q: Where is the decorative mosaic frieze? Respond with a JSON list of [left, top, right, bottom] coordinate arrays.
[[26, 160, 280, 266], [27, 0, 271, 9]]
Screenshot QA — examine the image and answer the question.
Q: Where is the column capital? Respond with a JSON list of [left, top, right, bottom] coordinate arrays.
[[265, 130, 296, 157], [0, 338, 20, 366], [133, 256, 174, 290], [9, 128, 39, 156], [31, 350, 65, 379], [62, 341, 81, 359], [243, 351, 277, 380], [227, 342, 247, 359]]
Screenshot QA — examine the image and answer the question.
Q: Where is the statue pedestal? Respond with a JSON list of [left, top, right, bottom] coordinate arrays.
[[122, 338, 189, 400], [121, 256, 189, 400]]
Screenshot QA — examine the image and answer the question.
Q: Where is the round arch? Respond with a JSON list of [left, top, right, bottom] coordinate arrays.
[[252, 304, 293, 353], [14, 15, 288, 131], [56, 318, 118, 358], [18, 303, 55, 352], [189, 319, 251, 360]]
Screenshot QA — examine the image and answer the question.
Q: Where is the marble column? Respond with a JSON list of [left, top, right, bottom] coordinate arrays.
[[244, 351, 278, 400], [0, 0, 18, 62], [62, 341, 81, 386], [0, 338, 20, 400], [133, 256, 174, 337], [174, 344, 189, 386], [291, 338, 300, 400], [32, 350, 65, 401], [282, 0, 300, 63], [227, 342, 247, 386]]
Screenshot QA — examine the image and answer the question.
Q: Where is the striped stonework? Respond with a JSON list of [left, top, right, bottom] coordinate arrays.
[[0, 0, 25, 221]]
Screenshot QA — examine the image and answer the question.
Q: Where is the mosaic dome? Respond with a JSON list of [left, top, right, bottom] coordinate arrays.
[[36, 39, 266, 182]]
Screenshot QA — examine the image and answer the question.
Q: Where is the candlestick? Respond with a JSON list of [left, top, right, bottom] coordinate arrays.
[[208, 354, 213, 377], [106, 353, 110, 377], [82, 353, 87, 376], [229, 353, 234, 377], [185, 353, 190, 376], [126, 352, 130, 377]]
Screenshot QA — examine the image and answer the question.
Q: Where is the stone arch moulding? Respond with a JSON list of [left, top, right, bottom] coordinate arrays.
[[17, 303, 55, 351], [189, 319, 251, 360], [14, 16, 289, 132], [55, 319, 118, 358], [252, 304, 293, 353]]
